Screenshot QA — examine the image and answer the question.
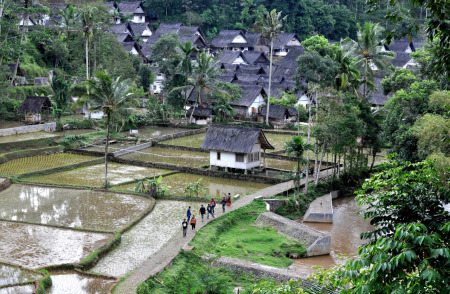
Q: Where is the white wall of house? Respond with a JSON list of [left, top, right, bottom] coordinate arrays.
[[247, 94, 265, 116], [210, 143, 261, 170], [232, 35, 247, 44], [130, 46, 139, 55], [296, 94, 310, 108], [232, 56, 247, 65], [287, 38, 301, 46], [150, 73, 165, 94], [18, 18, 36, 26], [273, 48, 288, 56], [132, 14, 146, 23]]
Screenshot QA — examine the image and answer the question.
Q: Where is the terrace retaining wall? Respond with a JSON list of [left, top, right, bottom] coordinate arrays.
[[263, 199, 286, 212], [0, 146, 62, 164], [256, 212, 331, 257], [0, 122, 56, 137], [303, 193, 334, 223], [0, 177, 11, 192], [18, 158, 104, 179], [203, 254, 306, 282], [0, 137, 60, 153], [152, 127, 207, 143]]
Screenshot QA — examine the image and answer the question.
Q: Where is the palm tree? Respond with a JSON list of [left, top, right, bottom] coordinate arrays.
[[343, 23, 394, 100], [178, 42, 197, 106], [80, 4, 97, 79], [83, 71, 137, 189], [255, 9, 286, 125], [285, 136, 305, 206], [333, 49, 361, 93]]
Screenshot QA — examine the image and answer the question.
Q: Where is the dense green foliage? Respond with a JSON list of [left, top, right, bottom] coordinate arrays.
[[143, 0, 423, 40]]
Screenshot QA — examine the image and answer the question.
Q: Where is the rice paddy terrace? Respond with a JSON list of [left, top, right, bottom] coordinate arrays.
[[0, 125, 297, 293]]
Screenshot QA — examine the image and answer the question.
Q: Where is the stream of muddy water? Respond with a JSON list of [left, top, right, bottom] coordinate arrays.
[[290, 197, 373, 275]]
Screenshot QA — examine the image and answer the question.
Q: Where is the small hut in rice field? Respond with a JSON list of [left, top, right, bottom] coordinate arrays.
[[201, 125, 274, 173], [18, 96, 52, 124]]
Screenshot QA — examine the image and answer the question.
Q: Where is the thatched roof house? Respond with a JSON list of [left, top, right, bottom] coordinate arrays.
[[201, 125, 274, 172], [187, 106, 214, 125], [260, 105, 298, 122], [18, 96, 52, 123], [118, 1, 147, 23], [211, 30, 250, 52]]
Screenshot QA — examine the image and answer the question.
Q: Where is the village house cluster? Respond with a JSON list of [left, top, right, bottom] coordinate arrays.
[[15, 1, 426, 125]]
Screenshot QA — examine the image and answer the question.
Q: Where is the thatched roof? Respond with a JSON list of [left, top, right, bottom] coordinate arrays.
[[110, 23, 130, 34], [201, 125, 274, 152], [242, 51, 269, 65], [118, 33, 134, 43], [154, 22, 182, 35], [368, 75, 390, 106], [236, 73, 259, 83], [216, 51, 245, 65], [8, 63, 24, 77], [118, 1, 144, 14], [187, 106, 213, 118], [385, 38, 413, 53], [18, 96, 52, 113], [230, 85, 265, 107], [411, 38, 426, 51], [244, 32, 264, 47], [236, 64, 264, 75], [391, 52, 411, 68], [128, 22, 152, 37], [272, 33, 300, 49], [217, 73, 237, 83], [104, 2, 117, 11], [211, 30, 247, 48], [275, 47, 305, 69], [261, 105, 299, 120]]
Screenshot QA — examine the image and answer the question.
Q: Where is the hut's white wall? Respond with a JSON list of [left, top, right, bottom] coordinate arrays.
[[232, 35, 247, 44], [210, 143, 261, 170], [248, 94, 265, 115]]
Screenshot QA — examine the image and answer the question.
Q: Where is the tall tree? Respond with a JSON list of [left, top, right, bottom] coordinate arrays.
[[83, 71, 137, 189], [285, 136, 306, 202], [50, 75, 72, 126], [343, 22, 394, 100], [178, 41, 197, 106], [80, 4, 97, 79], [254, 9, 286, 125]]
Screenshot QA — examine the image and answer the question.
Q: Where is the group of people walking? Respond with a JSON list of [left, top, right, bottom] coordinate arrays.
[[182, 194, 233, 237]]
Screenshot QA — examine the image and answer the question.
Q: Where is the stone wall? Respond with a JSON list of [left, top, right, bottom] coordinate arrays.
[[113, 142, 153, 156], [303, 193, 333, 223], [203, 254, 306, 282], [263, 199, 286, 212], [0, 177, 11, 193], [0, 122, 56, 137], [256, 212, 331, 257]]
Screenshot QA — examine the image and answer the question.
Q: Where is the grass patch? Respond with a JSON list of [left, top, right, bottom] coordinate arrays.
[[190, 199, 306, 268], [136, 250, 274, 294], [78, 233, 122, 271]]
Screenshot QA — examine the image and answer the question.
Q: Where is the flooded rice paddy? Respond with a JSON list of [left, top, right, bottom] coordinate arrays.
[[91, 200, 199, 277], [47, 271, 115, 294], [0, 154, 98, 176], [159, 133, 206, 148], [0, 221, 111, 269], [115, 173, 270, 198], [0, 263, 42, 286], [121, 126, 188, 140], [27, 163, 170, 187], [120, 147, 209, 167], [0, 132, 58, 144], [0, 184, 152, 232], [0, 284, 35, 293], [59, 129, 98, 136], [290, 197, 373, 274]]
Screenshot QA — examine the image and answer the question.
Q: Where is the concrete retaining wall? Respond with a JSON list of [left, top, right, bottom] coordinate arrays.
[[256, 212, 330, 257], [0, 178, 11, 192], [0, 122, 56, 136], [263, 199, 286, 212], [203, 254, 306, 282], [152, 127, 207, 143], [113, 142, 153, 156], [303, 193, 333, 223]]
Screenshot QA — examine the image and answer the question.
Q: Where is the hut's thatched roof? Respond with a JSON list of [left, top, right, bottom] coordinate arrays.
[[244, 32, 265, 47], [18, 96, 52, 113], [242, 51, 269, 65], [391, 52, 411, 68], [271, 33, 300, 49], [187, 106, 213, 118], [118, 1, 143, 14], [385, 38, 412, 53], [128, 22, 152, 37], [261, 105, 298, 120], [275, 47, 305, 69], [201, 125, 274, 152], [117, 33, 134, 43], [211, 30, 247, 48], [110, 23, 130, 34], [230, 85, 265, 107]]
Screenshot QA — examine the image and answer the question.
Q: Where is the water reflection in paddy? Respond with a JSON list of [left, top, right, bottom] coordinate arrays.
[[120, 147, 209, 167], [115, 173, 270, 198], [0, 120, 24, 130], [91, 200, 199, 277], [0, 132, 58, 144], [47, 271, 115, 294], [121, 126, 189, 140], [0, 221, 111, 269], [0, 263, 42, 286], [0, 154, 98, 176], [0, 184, 152, 231], [0, 285, 35, 294], [290, 197, 373, 274], [27, 163, 170, 187]]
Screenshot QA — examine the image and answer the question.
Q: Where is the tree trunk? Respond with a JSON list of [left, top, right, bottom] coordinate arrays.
[[104, 111, 110, 189], [370, 148, 376, 171], [266, 38, 274, 125], [337, 154, 341, 178], [304, 103, 311, 194], [315, 143, 325, 186], [85, 37, 89, 79], [10, 11, 27, 86]]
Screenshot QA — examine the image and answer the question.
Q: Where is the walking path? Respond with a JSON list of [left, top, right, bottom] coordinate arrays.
[[113, 167, 339, 293], [113, 180, 295, 294]]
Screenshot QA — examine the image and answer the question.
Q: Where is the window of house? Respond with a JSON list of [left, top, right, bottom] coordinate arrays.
[[217, 152, 221, 160], [236, 153, 244, 162]]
